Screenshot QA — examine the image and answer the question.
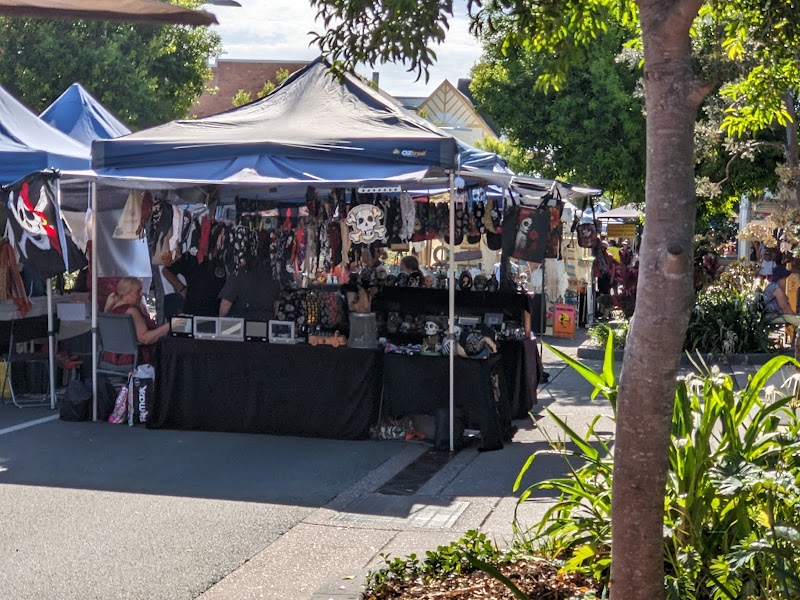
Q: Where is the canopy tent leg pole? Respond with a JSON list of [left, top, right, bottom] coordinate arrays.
[[91, 182, 98, 422], [47, 278, 56, 410], [448, 172, 456, 453]]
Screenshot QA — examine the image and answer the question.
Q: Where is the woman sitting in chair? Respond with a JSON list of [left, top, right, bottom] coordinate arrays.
[[104, 277, 171, 365]]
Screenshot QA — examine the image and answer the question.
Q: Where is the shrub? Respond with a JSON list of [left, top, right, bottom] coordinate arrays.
[[685, 260, 779, 355], [587, 322, 629, 349], [516, 338, 800, 598]]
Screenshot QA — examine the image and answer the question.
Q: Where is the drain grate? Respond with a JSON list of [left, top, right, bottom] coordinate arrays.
[[377, 448, 458, 496]]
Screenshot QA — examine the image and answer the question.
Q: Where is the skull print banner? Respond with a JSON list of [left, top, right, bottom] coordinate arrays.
[[346, 204, 387, 245], [3, 172, 87, 279]]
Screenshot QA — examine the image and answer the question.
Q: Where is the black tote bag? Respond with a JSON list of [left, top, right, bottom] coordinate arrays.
[[501, 205, 550, 263]]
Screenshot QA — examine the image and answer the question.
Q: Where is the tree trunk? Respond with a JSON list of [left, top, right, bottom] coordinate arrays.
[[610, 1, 708, 599]]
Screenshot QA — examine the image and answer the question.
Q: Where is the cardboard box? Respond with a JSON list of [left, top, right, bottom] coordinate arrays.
[[57, 302, 90, 321]]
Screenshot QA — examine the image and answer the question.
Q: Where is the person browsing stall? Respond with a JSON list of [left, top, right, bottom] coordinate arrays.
[[104, 277, 172, 364], [763, 264, 800, 326], [218, 256, 281, 321], [398, 254, 424, 287], [163, 253, 226, 317]]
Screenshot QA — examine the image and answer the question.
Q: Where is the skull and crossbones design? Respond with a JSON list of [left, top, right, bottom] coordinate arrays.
[[8, 182, 61, 259], [346, 204, 387, 244]]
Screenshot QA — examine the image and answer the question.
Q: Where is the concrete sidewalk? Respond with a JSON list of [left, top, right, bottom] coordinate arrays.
[[199, 330, 613, 600]]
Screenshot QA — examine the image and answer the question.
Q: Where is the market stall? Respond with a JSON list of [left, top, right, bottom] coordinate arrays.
[[66, 58, 598, 449]]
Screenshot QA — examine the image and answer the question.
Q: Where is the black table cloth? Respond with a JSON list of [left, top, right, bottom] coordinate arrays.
[[380, 353, 512, 450], [152, 337, 382, 439], [498, 339, 541, 419]]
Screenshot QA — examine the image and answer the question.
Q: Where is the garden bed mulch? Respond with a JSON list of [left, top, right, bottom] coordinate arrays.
[[364, 558, 599, 599]]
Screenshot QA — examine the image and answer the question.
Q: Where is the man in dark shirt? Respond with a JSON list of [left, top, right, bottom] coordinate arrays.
[[163, 255, 226, 317], [218, 259, 281, 321]]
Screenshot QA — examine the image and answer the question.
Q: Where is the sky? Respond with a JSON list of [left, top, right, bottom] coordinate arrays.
[[207, 0, 484, 97]]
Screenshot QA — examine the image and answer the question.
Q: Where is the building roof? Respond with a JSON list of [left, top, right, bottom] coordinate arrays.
[[417, 79, 498, 139]]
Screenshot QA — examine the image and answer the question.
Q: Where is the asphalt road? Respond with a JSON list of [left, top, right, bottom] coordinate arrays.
[[0, 406, 407, 600]]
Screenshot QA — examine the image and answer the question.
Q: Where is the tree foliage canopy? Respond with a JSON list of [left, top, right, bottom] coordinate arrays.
[[0, 0, 221, 130], [470, 21, 646, 203], [309, 2, 800, 599]]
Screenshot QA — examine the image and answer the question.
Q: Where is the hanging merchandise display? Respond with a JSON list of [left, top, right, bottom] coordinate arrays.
[[149, 194, 175, 265], [501, 204, 551, 264], [544, 202, 565, 259], [113, 189, 143, 239], [576, 196, 600, 249], [346, 203, 387, 245], [397, 192, 414, 242]]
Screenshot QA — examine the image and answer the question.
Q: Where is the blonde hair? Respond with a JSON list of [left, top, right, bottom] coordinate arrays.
[[104, 277, 143, 311]]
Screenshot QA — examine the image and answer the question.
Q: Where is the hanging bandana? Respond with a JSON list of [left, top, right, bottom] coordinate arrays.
[[399, 192, 415, 242]]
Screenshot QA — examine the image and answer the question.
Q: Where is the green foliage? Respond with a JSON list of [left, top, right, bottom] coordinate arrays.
[[231, 89, 252, 108], [475, 137, 538, 178], [0, 0, 221, 129], [587, 322, 629, 349], [470, 22, 646, 200], [309, 0, 453, 83], [685, 260, 779, 355], [710, 0, 800, 138], [519, 340, 800, 598], [257, 67, 290, 100], [233, 67, 291, 108], [363, 530, 503, 595]]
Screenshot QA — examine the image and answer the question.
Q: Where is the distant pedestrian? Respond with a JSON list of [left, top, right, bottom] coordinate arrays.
[[759, 247, 776, 281]]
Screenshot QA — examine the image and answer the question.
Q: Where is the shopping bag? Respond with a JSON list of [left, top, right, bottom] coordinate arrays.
[[108, 377, 131, 424], [576, 196, 601, 249], [113, 190, 143, 239], [577, 222, 599, 249], [129, 364, 155, 426], [59, 379, 92, 422]]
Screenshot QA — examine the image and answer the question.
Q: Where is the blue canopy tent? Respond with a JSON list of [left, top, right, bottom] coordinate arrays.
[[74, 58, 466, 443], [89, 57, 458, 189], [0, 84, 90, 186], [41, 83, 131, 146], [0, 85, 91, 409], [41, 84, 149, 303]]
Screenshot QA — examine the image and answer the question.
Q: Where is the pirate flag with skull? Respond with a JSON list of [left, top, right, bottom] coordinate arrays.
[[2, 172, 87, 279]]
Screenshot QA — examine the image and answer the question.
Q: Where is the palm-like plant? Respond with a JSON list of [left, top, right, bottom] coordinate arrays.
[[515, 336, 800, 598]]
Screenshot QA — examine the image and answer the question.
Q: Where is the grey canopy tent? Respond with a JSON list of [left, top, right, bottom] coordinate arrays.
[[71, 58, 604, 443], [89, 57, 458, 189], [596, 204, 644, 220]]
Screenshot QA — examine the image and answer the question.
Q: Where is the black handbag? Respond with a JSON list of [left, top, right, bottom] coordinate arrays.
[[576, 196, 600, 249], [501, 204, 550, 263]]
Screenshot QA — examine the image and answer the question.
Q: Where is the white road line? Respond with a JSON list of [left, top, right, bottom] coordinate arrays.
[[0, 414, 59, 436]]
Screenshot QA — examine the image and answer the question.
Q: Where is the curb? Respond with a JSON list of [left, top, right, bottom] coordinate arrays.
[[576, 344, 794, 366]]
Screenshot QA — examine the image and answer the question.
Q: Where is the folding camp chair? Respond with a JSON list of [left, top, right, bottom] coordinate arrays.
[[96, 313, 139, 378], [1, 316, 55, 408]]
